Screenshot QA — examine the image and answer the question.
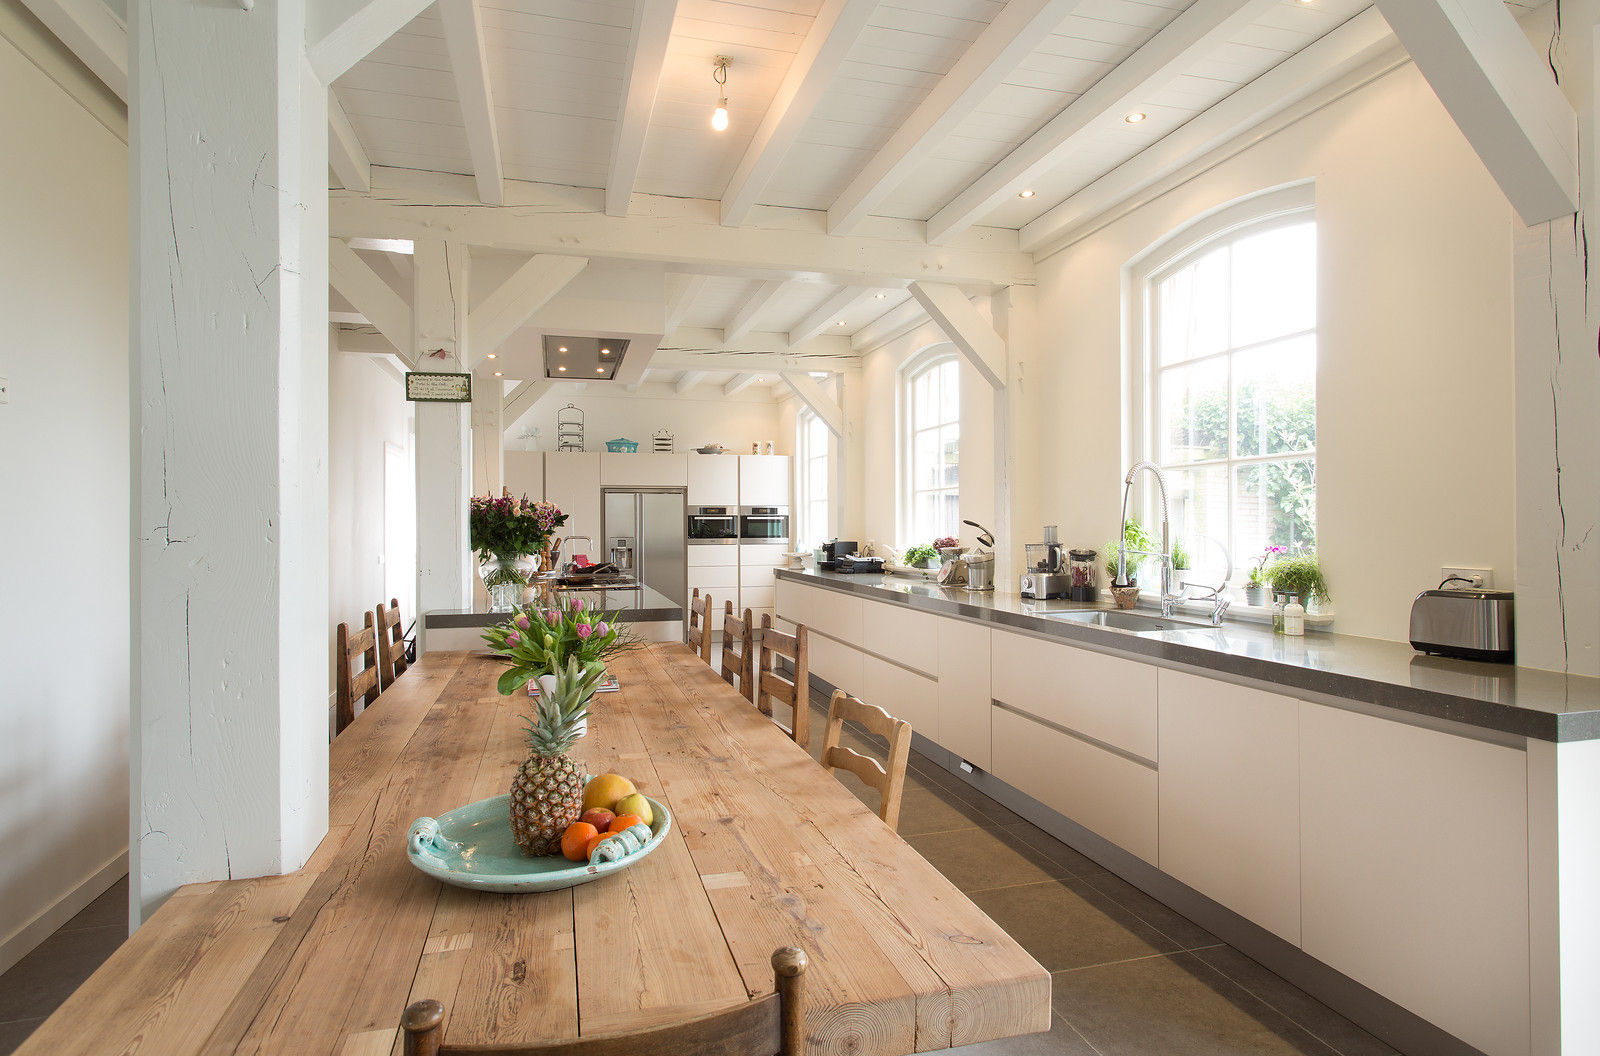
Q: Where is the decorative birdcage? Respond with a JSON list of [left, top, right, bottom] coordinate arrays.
[[652, 430, 674, 453], [556, 404, 584, 452]]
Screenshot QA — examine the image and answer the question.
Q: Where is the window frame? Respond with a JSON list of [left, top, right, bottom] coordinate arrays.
[[1126, 183, 1318, 581], [795, 408, 831, 549], [898, 348, 961, 545]]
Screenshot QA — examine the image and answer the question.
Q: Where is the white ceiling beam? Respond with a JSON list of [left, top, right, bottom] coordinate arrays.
[[328, 238, 415, 368], [310, 0, 434, 84], [334, 327, 398, 355], [328, 90, 372, 193], [789, 286, 878, 347], [334, 169, 1033, 289], [438, 0, 504, 205], [503, 379, 555, 425], [724, 279, 794, 343], [329, 310, 372, 326], [781, 373, 844, 437], [724, 372, 760, 397], [1372, 0, 1576, 224], [664, 274, 710, 336], [19, 0, 126, 100], [827, 0, 1083, 235], [652, 341, 859, 375], [851, 297, 930, 353], [675, 371, 708, 395], [720, 0, 878, 227], [909, 282, 1005, 390], [1020, 8, 1398, 254], [468, 254, 589, 361], [608, 0, 679, 217], [927, 0, 1280, 245]]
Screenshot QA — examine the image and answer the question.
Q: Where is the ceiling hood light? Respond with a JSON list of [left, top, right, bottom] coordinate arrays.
[[601, 347, 611, 354], [596, 367, 605, 373], [1125, 112, 1146, 124], [1018, 189, 1035, 198], [558, 346, 568, 353], [557, 365, 567, 372], [711, 57, 731, 132]]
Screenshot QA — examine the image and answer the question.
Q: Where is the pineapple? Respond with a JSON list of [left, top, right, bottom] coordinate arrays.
[[509, 657, 606, 856]]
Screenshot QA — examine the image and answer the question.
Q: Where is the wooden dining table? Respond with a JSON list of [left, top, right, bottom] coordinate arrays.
[[19, 645, 1050, 1056]]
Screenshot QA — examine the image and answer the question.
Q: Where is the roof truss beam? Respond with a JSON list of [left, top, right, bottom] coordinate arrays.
[[789, 286, 877, 347], [909, 282, 1005, 390], [720, 0, 878, 227], [468, 254, 589, 362], [724, 372, 760, 397], [608, 0, 679, 217], [781, 373, 844, 436], [19, 0, 126, 99], [664, 274, 710, 336], [928, 0, 1280, 245], [504, 379, 555, 425], [310, 0, 434, 85], [438, 0, 504, 205], [328, 238, 416, 368], [827, 0, 1084, 235], [328, 90, 372, 193], [675, 371, 708, 395], [725, 279, 794, 343], [1372, 0, 1577, 224]]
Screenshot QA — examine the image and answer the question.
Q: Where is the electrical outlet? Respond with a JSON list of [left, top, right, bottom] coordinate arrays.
[[0, 377, 8, 404], [1440, 567, 1492, 590]]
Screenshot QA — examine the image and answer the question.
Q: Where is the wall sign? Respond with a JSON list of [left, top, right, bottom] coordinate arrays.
[[405, 372, 472, 403]]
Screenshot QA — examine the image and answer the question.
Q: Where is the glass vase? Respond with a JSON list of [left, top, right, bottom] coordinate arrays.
[[479, 552, 540, 612]]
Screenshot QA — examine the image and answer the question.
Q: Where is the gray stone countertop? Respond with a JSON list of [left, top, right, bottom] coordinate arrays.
[[775, 568, 1600, 743], [425, 582, 682, 628]]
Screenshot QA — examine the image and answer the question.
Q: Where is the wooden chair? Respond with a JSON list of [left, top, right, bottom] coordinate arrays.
[[375, 597, 409, 689], [401, 945, 808, 1056], [720, 601, 755, 702], [820, 690, 913, 831], [687, 587, 713, 664], [756, 615, 810, 748], [335, 613, 381, 734]]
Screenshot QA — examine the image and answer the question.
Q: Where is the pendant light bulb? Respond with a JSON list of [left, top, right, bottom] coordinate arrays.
[[711, 56, 731, 132]]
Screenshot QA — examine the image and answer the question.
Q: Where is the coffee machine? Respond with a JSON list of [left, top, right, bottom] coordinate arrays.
[[1020, 526, 1071, 599]]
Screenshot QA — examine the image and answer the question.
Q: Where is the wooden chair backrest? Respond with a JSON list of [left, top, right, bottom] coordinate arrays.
[[720, 602, 755, 701], [335, 613, 381, 734], [687, 588, 712, 663], [821, 690, 913, 831], [402, 946, 808, 1056], [375, 597, 408, 688], [756, 615, 809, 748]]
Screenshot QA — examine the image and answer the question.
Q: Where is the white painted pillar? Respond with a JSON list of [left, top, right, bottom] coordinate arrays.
[[991, 285, 1036, 587], [413, 240, 473, 623], [129, 0, 329, 922]]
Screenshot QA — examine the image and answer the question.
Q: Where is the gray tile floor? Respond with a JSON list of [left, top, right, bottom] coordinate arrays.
[[0, 696, 1402, 1056]]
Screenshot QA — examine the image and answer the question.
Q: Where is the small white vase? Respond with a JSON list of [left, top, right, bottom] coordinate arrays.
[[535, 674, 587, 739]]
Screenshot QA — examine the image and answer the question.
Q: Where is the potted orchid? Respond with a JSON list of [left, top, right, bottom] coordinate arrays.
[[482, 595, 638, 717], [1244, 545, 1286, 606], [470, 493, 568, 611]]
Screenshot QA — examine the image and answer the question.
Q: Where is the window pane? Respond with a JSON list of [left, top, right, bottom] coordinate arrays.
[[1231, 222, 1316, 347], [1157, 246, 1229, 365], [915, 491, 935, 541], [1168, 464, 1228, 552], [1158, 358, 1228, 464], [939, 360, 959, 423], [941, 425, 960, 488], [914, 372, 937, 430], [1233, 335, 1316, 458], [1234, 459, 1316, 559], [938, 491, 959, 540], [914, 428, 939, 490]]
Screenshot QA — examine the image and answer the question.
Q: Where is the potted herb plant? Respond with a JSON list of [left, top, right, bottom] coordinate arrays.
[[1263, 552, 1330, 612], [1243, 545, 1285, 606], [903, 543, 940, 569], [1170, 540, 1191, 589], [470, 493, 569, 611], [1103, 521, 1156, 610]]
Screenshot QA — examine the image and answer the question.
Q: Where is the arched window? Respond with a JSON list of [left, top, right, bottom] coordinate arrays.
[[901, 351, 960, 543], [1133, 186, 1317, 576], [795, 408, 830, 549]]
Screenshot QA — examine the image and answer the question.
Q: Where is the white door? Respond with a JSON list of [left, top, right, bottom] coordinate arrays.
[[383, 440, 416, 622]]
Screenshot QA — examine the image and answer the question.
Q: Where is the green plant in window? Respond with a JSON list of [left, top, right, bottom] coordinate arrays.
[[1103, 521, 1157, 585], [1263, 552, 1330, 605], [902, 543, 939, 568], [1170, 539, 1191, 572]]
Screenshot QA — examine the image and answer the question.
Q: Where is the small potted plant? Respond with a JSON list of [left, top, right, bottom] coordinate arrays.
[[1243, 545, 1285, 606], [1263, 552, 1331, 612], [1103, 521, 1155, 610], [903, 543, 940, 570], [483, 596, 638, 737], [1170, 540, 1191, 590], [933, 535, 962, 562]]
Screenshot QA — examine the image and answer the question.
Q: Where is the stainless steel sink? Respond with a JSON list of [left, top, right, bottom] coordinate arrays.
[[1045, 610, 1187, 632]]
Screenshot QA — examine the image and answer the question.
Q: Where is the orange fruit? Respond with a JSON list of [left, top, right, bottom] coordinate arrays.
[[608, 814, 644, 835], [561, 822, 598, 862], [584, 832, 608, 861]]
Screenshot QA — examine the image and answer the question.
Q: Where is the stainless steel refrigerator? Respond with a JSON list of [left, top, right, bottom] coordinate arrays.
[[602, 488, 687, 609]]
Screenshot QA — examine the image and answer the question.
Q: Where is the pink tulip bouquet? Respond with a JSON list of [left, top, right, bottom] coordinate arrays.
[[482, 595, 638, 696]]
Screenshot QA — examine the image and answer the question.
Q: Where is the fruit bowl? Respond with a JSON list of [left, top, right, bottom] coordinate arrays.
[[406, 793, 671, 893]]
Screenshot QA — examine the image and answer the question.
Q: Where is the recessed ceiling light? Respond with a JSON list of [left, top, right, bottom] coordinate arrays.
[[596, 367, 605, 373], [600, 347, 611, 354], [558, 346, 568, 353], [1125, 112, 1146, 124], [1018, 189, 1035, 198], [874, 292, 886, 299], [486, 352, 496, 359], [557, 365, 567, 372], [493, 371, 503, 377], [837, 320, 847, 326]]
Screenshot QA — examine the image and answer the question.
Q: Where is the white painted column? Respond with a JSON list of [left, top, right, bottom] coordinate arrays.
[[413, 240, 473, 626], [129, 0, 329, 921], [991, 285, 1036, 586]]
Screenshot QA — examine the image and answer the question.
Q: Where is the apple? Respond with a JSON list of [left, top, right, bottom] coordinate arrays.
[[579, 807, 616, 831]]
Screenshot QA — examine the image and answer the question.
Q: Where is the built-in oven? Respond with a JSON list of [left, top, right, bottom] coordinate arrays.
[[687, 506, 739, 545], [739, 506, 790, 543]]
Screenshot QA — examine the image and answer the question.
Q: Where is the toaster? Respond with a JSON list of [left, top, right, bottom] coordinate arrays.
[[1409, 589, 1514, 663]]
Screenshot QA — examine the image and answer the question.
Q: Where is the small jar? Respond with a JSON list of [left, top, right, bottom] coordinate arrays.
[[1068, 548, 1098, 603], [1284, 597, 1306, 637], [1272, 593, 1286, 634]]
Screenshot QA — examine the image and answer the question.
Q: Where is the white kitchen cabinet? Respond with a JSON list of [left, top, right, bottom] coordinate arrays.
[[600, 452, 687, 487], [687, 453, 740, 505], [860, 654, 939, 745], [687, 545, 740, 568], [774, 578, 862, 643], [860, 599, 940, 677], [1157, 670, 1301, 944], [991, 706, 1158, 863], [503, 450, 544, 501], [1300, 703, 1530, 1056], [937, 620, 991, 770], [990, 630, 1157, 762], [807, 629, 862, 696], [738, 455, 791, 506], [542, 453, 601, 556]]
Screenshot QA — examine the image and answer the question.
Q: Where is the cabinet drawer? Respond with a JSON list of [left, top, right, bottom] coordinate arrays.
[[991, 630, 1157, 761], [992, 706, 1157, 863], [860, 599, 939, 677], [741, 586, 775, 611], [739, 564, 777, 590], [774, 581, 862, 642], [860, 655, 939, 745], [688, 546, 741, 568], [938, 620, 991, 770], [739, 546, 788, 568], [688, 566, 740, 590], [807, 631, 862, 696]]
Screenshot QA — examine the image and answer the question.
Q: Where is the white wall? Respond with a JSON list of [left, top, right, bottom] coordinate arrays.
[[327, 352, 413, 723], [509, 383, 781, 456], [1027, 61, 1516, 644], [0, 14, 129, 971]]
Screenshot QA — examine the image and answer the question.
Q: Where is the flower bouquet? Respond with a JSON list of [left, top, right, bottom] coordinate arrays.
[[482, 595, 638, 699], [470, 493, 568, 610]]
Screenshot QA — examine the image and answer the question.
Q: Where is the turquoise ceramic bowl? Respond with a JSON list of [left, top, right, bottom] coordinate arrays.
[[406, 793, 671, 893]]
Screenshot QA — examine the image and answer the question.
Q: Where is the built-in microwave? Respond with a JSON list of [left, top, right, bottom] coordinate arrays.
[[687, 506, 739, 545], [739, 506, 790, 543]]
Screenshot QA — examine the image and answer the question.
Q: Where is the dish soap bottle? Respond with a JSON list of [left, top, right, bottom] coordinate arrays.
[[1272, 593, 1286, 634], [1284, 596, 1306, 637]]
